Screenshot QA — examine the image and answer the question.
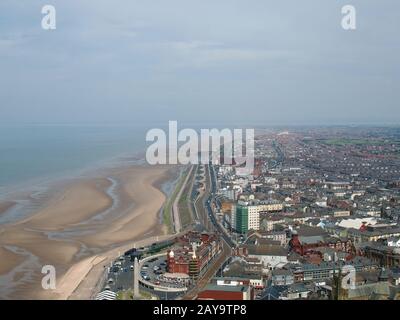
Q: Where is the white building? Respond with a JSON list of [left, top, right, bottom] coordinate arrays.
[[242, 245, 288, 271], [248, 206, 260, 231]]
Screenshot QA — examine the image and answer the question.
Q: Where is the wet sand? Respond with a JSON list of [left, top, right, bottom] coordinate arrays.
[[25, 179, 113, 229], [0, 246, 25, 275], [0, 164, 177, 299], [0, 201, 16, 216]]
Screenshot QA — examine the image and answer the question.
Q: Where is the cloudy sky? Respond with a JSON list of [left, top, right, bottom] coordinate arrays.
[[0, 0, 399, 126]]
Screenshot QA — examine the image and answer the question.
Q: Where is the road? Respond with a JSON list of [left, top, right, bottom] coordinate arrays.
[[182, 163, 235, 299], [96, 162, 237, 301]]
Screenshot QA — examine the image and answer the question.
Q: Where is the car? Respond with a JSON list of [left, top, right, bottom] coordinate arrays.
[[130, 265, 134, 271], [143, 275, 150, 281], [153, 266, 160, 271], [160, 262, 166, 266], [155, 281, 160, 285], [112, 266, 119, 273]]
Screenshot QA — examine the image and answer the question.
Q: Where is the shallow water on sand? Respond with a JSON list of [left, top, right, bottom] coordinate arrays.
[[0, 124, 148, 196], [0, 124, 150, 225]]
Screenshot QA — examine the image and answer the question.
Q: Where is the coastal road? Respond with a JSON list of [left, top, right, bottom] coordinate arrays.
[[182, 163, 234, 299]]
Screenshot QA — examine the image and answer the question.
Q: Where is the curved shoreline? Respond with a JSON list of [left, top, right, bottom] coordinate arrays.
[[0, 164, 178, 299]]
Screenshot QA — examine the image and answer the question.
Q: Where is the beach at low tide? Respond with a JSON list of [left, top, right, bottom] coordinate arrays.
[[0, 163, 180, 299]]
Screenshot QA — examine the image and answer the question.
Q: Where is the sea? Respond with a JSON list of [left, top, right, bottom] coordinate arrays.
[[0, 124, 151, 199]]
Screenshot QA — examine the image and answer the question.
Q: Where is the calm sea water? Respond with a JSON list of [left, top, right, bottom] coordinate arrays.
[[0, 124, 149, 196]]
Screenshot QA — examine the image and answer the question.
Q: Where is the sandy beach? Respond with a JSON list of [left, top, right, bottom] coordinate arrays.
[[0, 246, 25, 275], [0, 164, 178, 300]]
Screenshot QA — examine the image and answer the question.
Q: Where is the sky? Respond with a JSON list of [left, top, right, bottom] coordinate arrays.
[[0, 0, 399, 127]]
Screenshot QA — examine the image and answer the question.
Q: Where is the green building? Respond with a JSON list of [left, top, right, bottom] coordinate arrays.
[[236, 205, 248, 234]]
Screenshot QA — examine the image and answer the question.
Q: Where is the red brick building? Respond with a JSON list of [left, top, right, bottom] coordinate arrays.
[[167, 231, 222, 278], [197, 283, 253, 300], [289, 233, 353, 257]]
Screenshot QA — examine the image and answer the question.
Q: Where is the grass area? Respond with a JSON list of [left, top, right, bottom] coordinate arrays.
[[139, 290, 157, 300], [162, 167, 190, 233], [178, 166, 196, 229], [116, 290, 133, 300], [162, 202, 173, 234]]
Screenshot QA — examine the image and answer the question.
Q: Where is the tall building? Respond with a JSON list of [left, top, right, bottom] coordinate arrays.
[[235, 203, 262, 233], [248, 206, 261, 231], [236, 205, 248, 234]]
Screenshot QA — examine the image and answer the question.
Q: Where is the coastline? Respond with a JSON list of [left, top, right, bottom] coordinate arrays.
[[0, 161, 181, 300]]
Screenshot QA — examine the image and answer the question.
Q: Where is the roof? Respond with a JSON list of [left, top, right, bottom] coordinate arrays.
[[203, 284, 248, 293], [272, 269, 293, 277], [297, 257, 377, 273], [299, 235, 325, 244], [347, 282, 391, 299], [245, 244, 287, 256], [294, 225, 328, 237], [348, 226, 400, 237]]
